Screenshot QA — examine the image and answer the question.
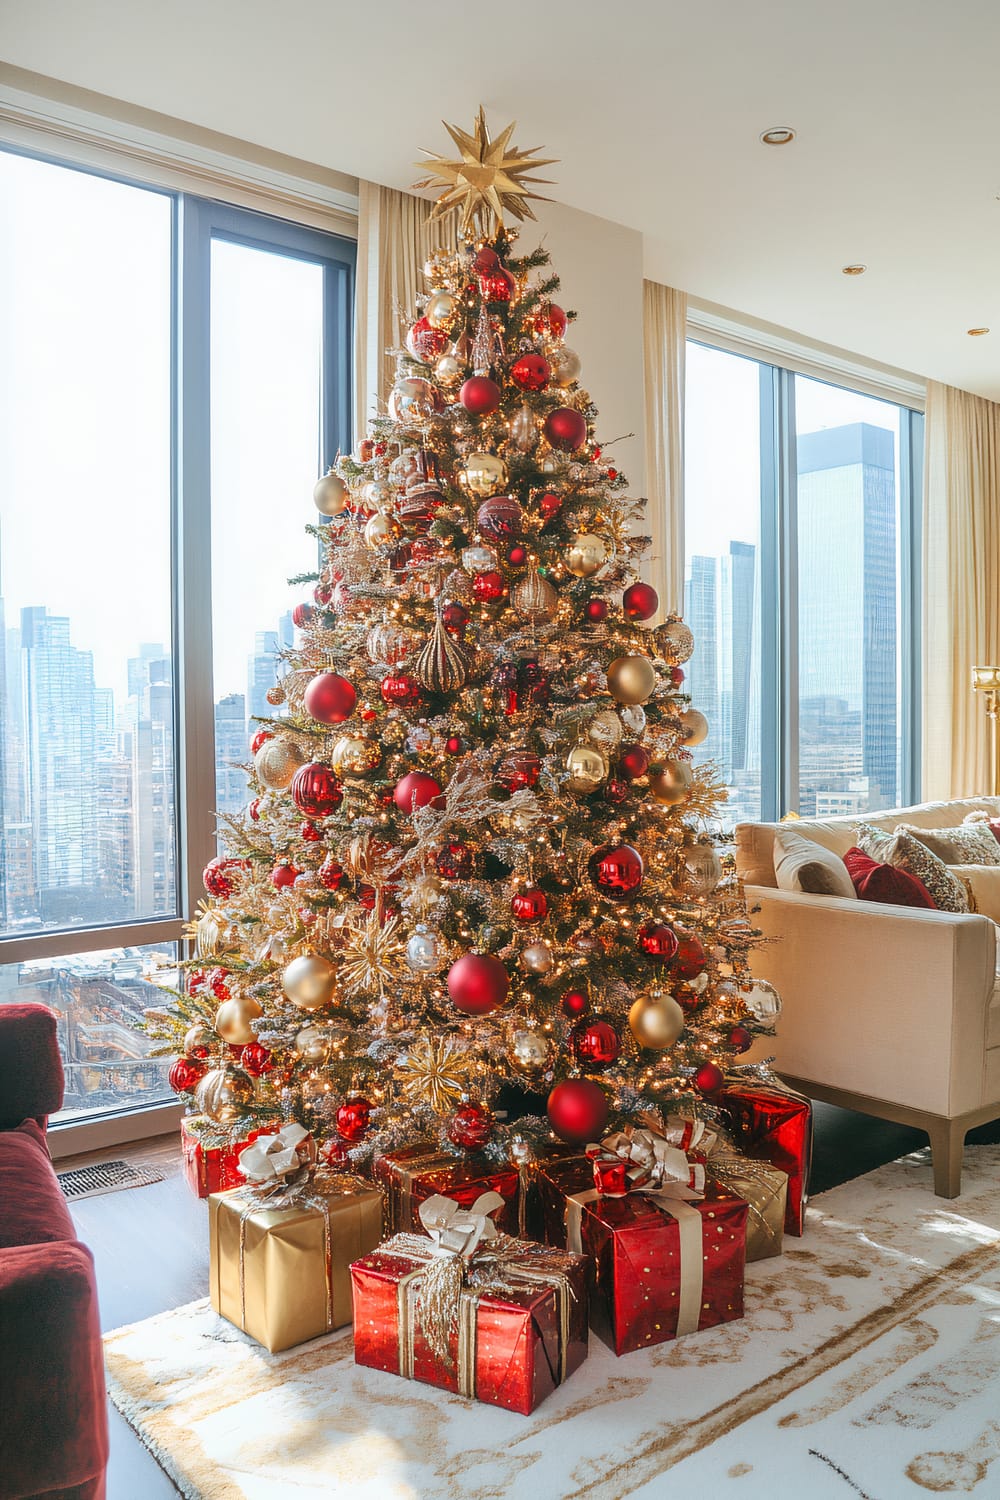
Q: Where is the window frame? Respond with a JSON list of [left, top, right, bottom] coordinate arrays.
[[686, 335, 924, 824], [0, 143, 356, 1150]]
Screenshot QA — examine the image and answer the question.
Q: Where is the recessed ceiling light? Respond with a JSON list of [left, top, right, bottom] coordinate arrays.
[[968, 326, 990, 336], [841, 264, 867, 276], [760, 127, 796, 146]]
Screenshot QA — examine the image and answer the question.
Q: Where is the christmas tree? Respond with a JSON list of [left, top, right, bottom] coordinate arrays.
[[154, 110, 772, 1168]]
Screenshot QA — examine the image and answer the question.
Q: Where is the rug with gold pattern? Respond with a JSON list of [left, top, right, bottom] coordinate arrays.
[[105, 1145, 1000, 1499]]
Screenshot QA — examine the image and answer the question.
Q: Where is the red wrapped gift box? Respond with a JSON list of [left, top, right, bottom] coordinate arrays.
[[715, 1079, 812, 1235], [179, 1116, 277, 1199], [535, 1153, 746, 1356], [374, 1143, 521, 1237], [351, 1232, 588, 1414]]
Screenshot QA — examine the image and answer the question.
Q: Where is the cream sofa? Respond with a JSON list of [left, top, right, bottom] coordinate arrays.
[[735, 797, 1000, 1197]]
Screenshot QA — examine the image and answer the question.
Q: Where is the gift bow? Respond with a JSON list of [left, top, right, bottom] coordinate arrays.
[[586, 1128, 706, 1204], [417, 1191, 505, 1259], [238, 1122, 311, 1185]]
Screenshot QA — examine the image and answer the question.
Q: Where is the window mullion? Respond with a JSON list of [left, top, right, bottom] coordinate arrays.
[[777, 368, 799, 817], [900, 409, 923, 802], [758, 365, 781, 821]]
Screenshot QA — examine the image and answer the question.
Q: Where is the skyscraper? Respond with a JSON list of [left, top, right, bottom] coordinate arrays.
[[246, 612, 293, 732], [215, 691, 247, 824]]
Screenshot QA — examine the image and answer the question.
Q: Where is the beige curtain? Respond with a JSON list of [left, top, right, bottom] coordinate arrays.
[[642, 281, 687, 616], [923, 380, 1000, 799], [353, 182, 457, 439]]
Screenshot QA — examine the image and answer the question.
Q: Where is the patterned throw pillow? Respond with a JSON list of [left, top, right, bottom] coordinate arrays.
[[899, 822, 1000, 867], [843, 847, 937, 908], [963, 810, 1000, 846], [855, 824, 971, 913]]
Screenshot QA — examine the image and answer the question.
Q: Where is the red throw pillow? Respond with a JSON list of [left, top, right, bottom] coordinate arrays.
[[843, 847, 937, 908]]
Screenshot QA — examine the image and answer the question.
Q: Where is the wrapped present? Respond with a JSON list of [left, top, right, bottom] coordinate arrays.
[[209, 1123, 383, 1352], [351, 1191, 588, 1414], [659, 1114, 788, 1262], [374, 1142, 521, 1237], [715, 1076, 812, 1235], [180, 1115, 278, 1198], [535, 1128, 747, 1356]]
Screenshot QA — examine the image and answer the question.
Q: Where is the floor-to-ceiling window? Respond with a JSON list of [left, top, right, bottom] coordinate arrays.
[[0, 148, 354, 1126], [684, 340, 923, 827]]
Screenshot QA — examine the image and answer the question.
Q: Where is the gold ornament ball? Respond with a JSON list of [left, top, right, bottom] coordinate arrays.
[[293, 1022, 334, 1064], [550, 347, 581, 387], [388, 377, 437, 422], [255, 737, 306, 790], [648, 758, 694, 805], [195, 1067, 255, 1123], [425, 289, 459, 329], [521, 940, 554, 975], [659, 619, 696, 664], [282, 953, 338, 1011], [458, 452, 509, 499], [214, 995, 263, 1046], [435, 353, 463, 385], [628, 993, 685, 1050], [509, 1029, 551, 1076], [364, 511, 398, 548], [679, 707, 709, 746], [607, 655, 657, 706], [565, 533, 608, 579], [587, 708, 623, 749], [332, 734, 382, 775], [265, 683, 286, 707], [565, 742, 608, 793], [183, 1022, 214, 1058], [685, 842, 723, 894], [313, 473, 348, 516], [511, 567, 558, 623], [510, 404, 539, 453]]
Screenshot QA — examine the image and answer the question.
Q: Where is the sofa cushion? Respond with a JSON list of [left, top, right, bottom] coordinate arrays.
[[0, 1003, 64, 1130], [773, 826, 858, 898], [0, 1120, 76, 1249], [901, 821, 1000, 867], [843, 847, 937, 908], [856, 823, 971, 913]]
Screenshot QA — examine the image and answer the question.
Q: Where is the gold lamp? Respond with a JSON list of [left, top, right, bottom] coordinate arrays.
[[972, 666, 1000, 795]]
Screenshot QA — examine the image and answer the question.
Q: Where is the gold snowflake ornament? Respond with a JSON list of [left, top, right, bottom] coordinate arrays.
[[414, 107, 557, 236], [396, 1037, 470, 1113], [339, 913, 405, 998]]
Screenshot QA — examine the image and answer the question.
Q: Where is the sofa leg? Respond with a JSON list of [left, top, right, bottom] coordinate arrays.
[[927, 1119, 966, 1198]]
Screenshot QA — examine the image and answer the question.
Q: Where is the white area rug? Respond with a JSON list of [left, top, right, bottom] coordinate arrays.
[[105, 1145, 1000, 1499]]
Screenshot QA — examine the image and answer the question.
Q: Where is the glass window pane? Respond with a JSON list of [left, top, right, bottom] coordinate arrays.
[[1, 941, 179, 1122], [794, 376, 902, 815], [0, 152, 174, 936], [684, 343, 763, 826], [210, 239, 324, 832]]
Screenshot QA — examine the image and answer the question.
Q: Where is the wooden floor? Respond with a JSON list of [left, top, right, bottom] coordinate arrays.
[[61, 1101, 1000, 1499]]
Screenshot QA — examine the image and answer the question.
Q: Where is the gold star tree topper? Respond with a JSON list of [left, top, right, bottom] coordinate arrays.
[[414, 107, 557, 237]]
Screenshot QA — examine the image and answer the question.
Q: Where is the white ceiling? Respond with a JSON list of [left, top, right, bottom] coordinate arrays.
[[5, 0, 1000, 397]]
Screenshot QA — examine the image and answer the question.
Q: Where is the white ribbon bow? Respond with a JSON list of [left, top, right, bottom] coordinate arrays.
[[417, 1191, 505, 1259], [238, 1122, 311, 1184], [589, 1128, 706, 1201]]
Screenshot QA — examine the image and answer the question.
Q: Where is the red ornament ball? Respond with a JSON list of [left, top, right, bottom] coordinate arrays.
[[313, 582, 333, 606], [511, 887, 549, 923], [622, 582, 659, 621], [694, 1061, 725, 1095], [669, 666, 685, 687], [538, 491, 563, 521], [603, 777, 630, 805], [408, 316, 448, 363], [547, 1078, 608, 1145], [336, 1096, 372, 1142], [572, 1016, 621, 1069], [271, 863, 299, 889], [168, 1056, 206, 1093], [529, 302, 567, 340], [479, 267, 516, 303], [292, 602, 316, 629], [672, 932, 707, 980], [638, 922, 679, 962], [506, 543, 528, 567], [511, 353, 550, 391], [561, 988, 591, 1019], [300, 821, 320, 841], [381, 672, 424, 708], [248, 797, 262, 821], [500, 751, 541, 790], [291, 762, 343, 818], [728, 1024, 753, 1054], [583, 598, 609, 623], [473, 245, 499, 274], [477, 495, 523, 538], [436, 841, 476, 880], [588, 843, 644, 902], [209, 967, 231, 999], [445, 735, 465, 755], [203, 856, 246, 899], [620, 743, 650, 779], [393, 770, 442, 813], [318, 856, 345, 890], [304, 672, 356, 725], [447, 951, 509, 1015], [442, 601, 469, 634], [250, 729, 272, 756], [460, 375, 501, 416], [544, 407, 588, 452], [448, 1100, 494, 1151], [473, 570, 507, 602], [241, 1042, 273, 1077]]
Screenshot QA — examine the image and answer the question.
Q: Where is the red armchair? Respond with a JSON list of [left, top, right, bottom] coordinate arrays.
[[0, 1005, 109, 1500]]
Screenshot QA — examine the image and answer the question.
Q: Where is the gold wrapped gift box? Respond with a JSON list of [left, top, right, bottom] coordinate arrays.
[[209, 1174, 383, 1352], [706, 1154, 788, 1262]]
